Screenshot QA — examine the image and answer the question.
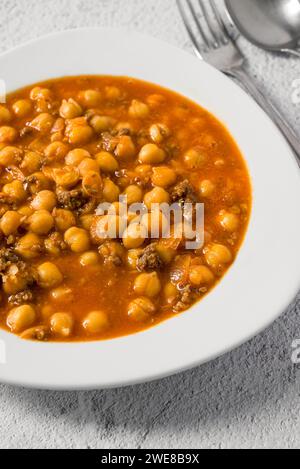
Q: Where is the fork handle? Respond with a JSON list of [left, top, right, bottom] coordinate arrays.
[[229, 67, 300, 163]]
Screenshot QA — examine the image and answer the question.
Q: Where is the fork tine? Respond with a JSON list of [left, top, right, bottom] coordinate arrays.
[[210, 0, 231, 45], [197, 0, 220, 46], [186, 0, 215, 49], [177, 0, 203, 58]]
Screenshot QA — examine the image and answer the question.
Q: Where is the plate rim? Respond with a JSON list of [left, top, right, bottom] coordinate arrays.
[[0, 27, 299, 390]]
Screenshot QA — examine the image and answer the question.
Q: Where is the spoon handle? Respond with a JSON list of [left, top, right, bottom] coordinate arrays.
[[230, 67, 300, 163]]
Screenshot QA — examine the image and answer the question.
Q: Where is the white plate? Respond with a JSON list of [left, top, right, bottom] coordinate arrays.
[[0, 28, 299, 390]]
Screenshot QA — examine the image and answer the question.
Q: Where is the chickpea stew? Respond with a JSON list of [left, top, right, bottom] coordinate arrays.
[[0, 76, 251, 341]]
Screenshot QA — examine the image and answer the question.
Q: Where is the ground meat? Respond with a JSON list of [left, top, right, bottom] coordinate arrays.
[[137, 244, 164, 272], [6, 261, 37, 284], [99, 242, 124, 267], [171, 180, 196, 205], [116, 128, 131, 137], [46, 232, 68, 252], [173, 284, 207, 313], [101, 128, 133, 153], [2, 262, 37, 299], [8, 289, 34, 306], [101, 132, 119, 152], [77, 198, 97, 216], [20, 325, 50, 341], [0, 247, 20, 272], [173, 284, 197, 312], [56, 187, 88, 211]]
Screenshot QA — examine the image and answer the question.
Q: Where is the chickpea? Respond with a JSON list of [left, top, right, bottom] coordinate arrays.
[[12, 99, 32, 118], [20, 151, 42, 173], [123, 185, 143, 205], [164, 282, 178, 305], [80, 214, 94, 231], [103, 179, 120, 203], [50, 312, 74, 338], [115, 136, 136, 160], [27, 210, 54, 235], [51, 118, 66, 142], [17, 204, 34, 219], [44, 141, 69, 162], [52, 166, 80, 189], [139, 143, 166, 164], [59, 98, 82, 119], [144, 187, 170, 210], [0, 106, 12, 124], [7, 305, 36, 333], [141, 210, 168, 238], [90, 115, 116, 133], [53, 208, 76, 232], [29, 113, 55, 133], [96, 151, 119, 173], [50, 286, 74, 303], [127, 249, 143, 270], [0, 146, 22, 166], [189, 265, 214, 286], [16, 233, 42, 260], [0, 211, 22, 235], [28, 172, 52, 195], [78, 158, 99, 177], [122, 223, 146, 250], [200, 179, 215, 198], [99, 241, 125, 264], [105, 86, 122, 101], [90, 215, 124, 244], [64, 227, 90, 253], [65, 148, 91, 166], [204, 243, 233, 268], [184, 148, 207, 169], [3, 180, 27, 202], [215, 158, 225, 168], [0, 126, 18, 143], [37, 262, 63, 289], [134, 272, 161, 298], [218, 210, 239, 232], [20, 325, 50, 341], [79, 89, 102, 108], [135, 164, 152, 180], [149, 123, 170, 143], [83, 311, 109, 334], [3, 274, 27, 295], [41, 305, 55, 320], [67, 124, 93, 145], [147, 94, 165, 107], [156, 243, 176, 264], [82, 171, 103, 198], [129, 100, 150, 119], [18, 204, 34, 218], [128, 297, 155, 322], [151, 166, 176, 188], [32, 190, 56, 211], [80, 251, 99, 266], [30, 87, 52, 101]]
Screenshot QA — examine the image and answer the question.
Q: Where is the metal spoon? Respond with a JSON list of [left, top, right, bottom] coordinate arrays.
[[225, 0, 300, 56]]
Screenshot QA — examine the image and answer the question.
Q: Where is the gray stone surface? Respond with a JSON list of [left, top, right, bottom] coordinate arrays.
[[0, 0, 299, 450]]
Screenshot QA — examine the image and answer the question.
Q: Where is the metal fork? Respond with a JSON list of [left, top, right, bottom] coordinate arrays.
[[177, 0, 300, 161]]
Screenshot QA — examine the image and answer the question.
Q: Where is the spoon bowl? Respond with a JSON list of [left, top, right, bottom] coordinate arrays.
[[225, 0, 300, 54]]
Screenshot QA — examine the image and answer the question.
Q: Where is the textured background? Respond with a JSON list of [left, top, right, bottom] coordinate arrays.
[[0, 0, 300, 450]]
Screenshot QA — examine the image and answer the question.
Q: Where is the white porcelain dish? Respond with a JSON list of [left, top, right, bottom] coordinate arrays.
[[0, 28, 299, 390]]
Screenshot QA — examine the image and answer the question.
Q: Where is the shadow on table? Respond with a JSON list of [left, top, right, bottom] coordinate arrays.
[[6, 293, 300, 444]]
